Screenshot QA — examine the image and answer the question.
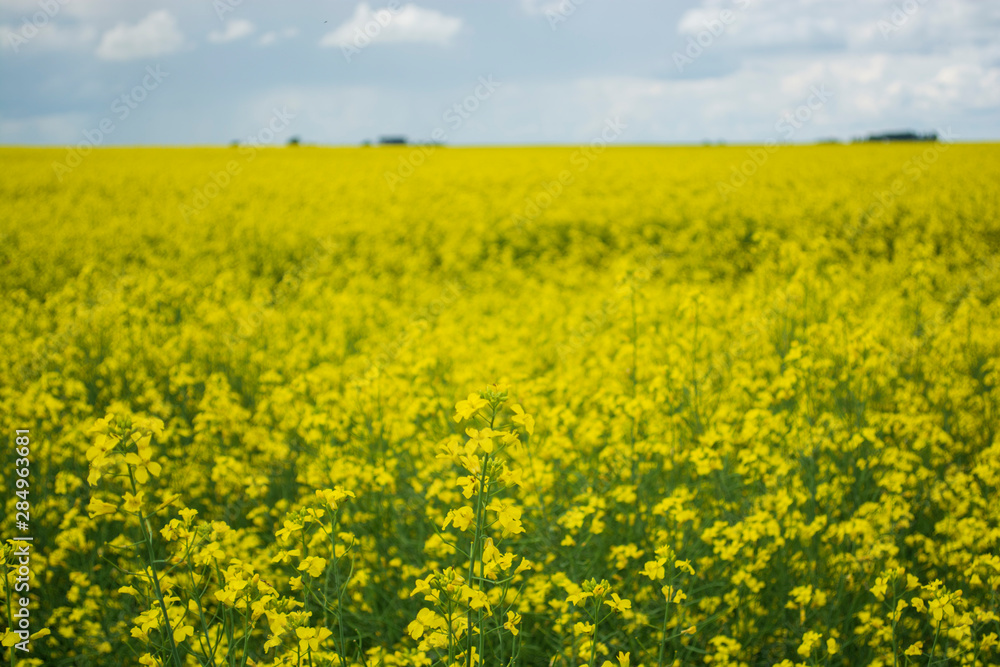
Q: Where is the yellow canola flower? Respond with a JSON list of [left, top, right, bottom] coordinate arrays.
[[454, 393, 488, 422], [456, 474, 479, 499], [297, 556, 328, 578], [274, 519, 303, 542], [315, 486, 356, 509], [600, 652, 630, 667], [271, 549, 301, 564], [661, 585, 686, 603], [510, 404, 534, 435], [124, 434, 162, 484], [498, 466, 524, 488], [465, 427, 495, 454], [173, 625, 194, 643], [798, 631, 822, 658], [486, 499, 525, 537], [407, 608, 445, 640], [409, 575, 435, 599], [503, 611, 521, 636], [87, 498, 118, 518], [296, 627, 333, 651], [604, 593, 632, 613], [459, 585, 490, 612], [871, 576, 889, 600], [642, 559, 666, 581], [442, 506, 475, 532], [674, 559, 696, 575], [122, 491, 143, 513]]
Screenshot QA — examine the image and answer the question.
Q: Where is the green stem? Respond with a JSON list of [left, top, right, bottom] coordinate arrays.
[[238, 587, 252, 667], [129, 468, 183, 667], [890, 588, 899, 667], [928, 615, 942, 665], [658, 596, 672, 667], [447, 600, 455, 666], [631, 282, 639, 398], [588, 602, 599, 667], [466, 451, 490, 667], [184, 542, 216, 664], [332, 547, 349, 667]]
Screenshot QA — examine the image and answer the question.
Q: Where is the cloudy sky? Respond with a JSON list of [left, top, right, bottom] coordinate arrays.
[[1, 0, 998, 145]]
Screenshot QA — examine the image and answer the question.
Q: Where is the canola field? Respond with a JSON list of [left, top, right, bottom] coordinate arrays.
[[1, 143, 999, 667]]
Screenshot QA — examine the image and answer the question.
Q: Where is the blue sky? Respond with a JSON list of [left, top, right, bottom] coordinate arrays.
[[1, 0, 998, 145]]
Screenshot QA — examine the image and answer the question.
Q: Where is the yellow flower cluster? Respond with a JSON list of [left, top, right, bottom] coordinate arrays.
[[1, 144, 999, 666]]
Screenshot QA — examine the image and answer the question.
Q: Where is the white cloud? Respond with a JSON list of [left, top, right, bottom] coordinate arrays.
[[1, 21, 96, 54], [462, 47, 997, 145], [258, 27, 298, 47], [96, 9, 183, 61], [656, 0, 999, 139], [319, 2, 461, 49], [676, 0, 1000, 56], [208, 19, 254, 44]]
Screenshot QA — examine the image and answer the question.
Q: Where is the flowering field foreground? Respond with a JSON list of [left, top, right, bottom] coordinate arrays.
[[1, 145, 999, 667]]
